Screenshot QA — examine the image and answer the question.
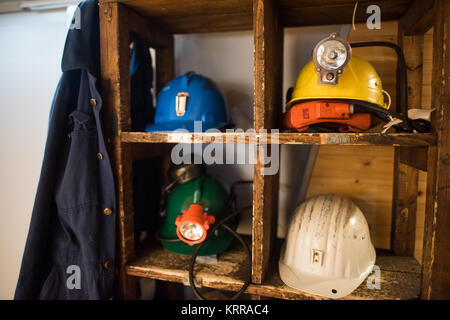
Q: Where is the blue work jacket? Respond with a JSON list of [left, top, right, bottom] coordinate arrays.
[[15, 0, 154, 299]]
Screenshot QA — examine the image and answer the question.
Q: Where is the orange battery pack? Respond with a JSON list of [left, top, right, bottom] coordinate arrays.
[[282, 101, 371, 132]]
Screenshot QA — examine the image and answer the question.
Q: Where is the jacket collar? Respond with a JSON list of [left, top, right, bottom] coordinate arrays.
[[61, 0, 100, 78]]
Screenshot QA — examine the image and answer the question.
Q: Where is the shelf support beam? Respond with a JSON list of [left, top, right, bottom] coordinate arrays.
[[391, 23, 424, 256], [99, 1, 136, 299], [421, 0, 450, 299], [252, 0, 283, 284]]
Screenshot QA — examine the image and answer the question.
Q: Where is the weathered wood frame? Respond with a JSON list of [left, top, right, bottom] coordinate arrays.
[[99, 1, 174, 299], [99, 0, 449, 299], [392, 0, 450, 299]]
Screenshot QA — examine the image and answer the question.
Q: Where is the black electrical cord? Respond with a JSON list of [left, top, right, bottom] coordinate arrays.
[[154, 232, 181, 242], [350, 41, 408, 121], [188, 205, 253, 300], [350, 41, 429, 133], [350, 100, 429, 133]]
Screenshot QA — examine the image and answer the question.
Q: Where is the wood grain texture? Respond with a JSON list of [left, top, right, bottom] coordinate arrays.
[[101, 0, 253, 33], [391, 24, 423, 257], [413, 171, 426, 264], [127, 7, 172, 49], [392, 156, 419, 256], [415, 29, 433, 265], [421, 29, 433, 109], [398, 147, 428, 171], [155, 35, 174, 94], [99, 2, 136, 299], [398, 0, 435, 36], [252, 0, 283, 284], [99, 0, 413, 32], [278, 0, 412, 28], [277, 133, 435, 146], [126, 238, 421, 300], [120, 132, 436, 146], [421, 0, 450, 299]]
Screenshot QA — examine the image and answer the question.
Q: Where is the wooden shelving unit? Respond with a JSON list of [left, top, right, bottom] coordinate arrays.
[[121, 132, 436, 146], [98, 0, 450, 300]]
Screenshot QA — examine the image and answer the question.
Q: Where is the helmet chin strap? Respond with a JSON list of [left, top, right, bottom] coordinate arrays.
[[382, 89, 392, 110]]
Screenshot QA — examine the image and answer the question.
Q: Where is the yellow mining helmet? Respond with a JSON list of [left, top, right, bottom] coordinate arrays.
[[287, 33, 389, 110]]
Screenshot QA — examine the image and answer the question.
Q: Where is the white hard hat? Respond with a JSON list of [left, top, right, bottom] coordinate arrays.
[[279, 193, 376, 299]]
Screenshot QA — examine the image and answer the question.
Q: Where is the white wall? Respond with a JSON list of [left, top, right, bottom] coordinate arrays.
[[0, 10, 68, 299]]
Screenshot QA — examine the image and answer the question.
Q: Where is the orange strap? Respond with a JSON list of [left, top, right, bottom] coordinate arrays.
[[282, 101, 371, 133]]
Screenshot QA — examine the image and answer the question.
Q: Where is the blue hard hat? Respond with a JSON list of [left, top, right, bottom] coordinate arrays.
[[145, 72, 230, 132]]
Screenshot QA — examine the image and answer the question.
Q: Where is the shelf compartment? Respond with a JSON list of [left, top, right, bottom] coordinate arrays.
[[258, 254, 421, 300], [112, 0, 254, 34], [108, 0, 414, 34], [259, 240, 422, 300], [126, 237, 252, 292], [277, 133, 435, 146], [121, 132, 435, 146], [121, 132, 257, 144], [126, 238, 421, 300]]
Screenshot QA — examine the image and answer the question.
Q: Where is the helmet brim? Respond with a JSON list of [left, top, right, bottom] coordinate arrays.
[[279, 249, 376, 299]]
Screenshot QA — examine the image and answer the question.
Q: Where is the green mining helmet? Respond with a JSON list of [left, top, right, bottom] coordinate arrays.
[[158, 163, 237, 256]]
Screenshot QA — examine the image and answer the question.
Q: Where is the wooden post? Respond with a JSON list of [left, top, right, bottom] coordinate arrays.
[[391, 156, 419, 256], [99, 2, 136, 299], [421, 0, 450, 300], [252, 0, 283, 284], [391, 26, 423, 256]]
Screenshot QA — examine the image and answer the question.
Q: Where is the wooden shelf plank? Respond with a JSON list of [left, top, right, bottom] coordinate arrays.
[[121, 131, 257, 144], [277, 133, 435, 146], [127, 238, 252, 292], [121, 132, 436, 146], [278, 0, 413, 29], [100, 0, 414, 33], [103, 0, 253, 34], [126, 238, 421, 300]]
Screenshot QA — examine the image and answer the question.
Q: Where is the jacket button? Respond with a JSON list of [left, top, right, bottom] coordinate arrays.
[[104, 208, 112, 215], [97, 152, 104, 160], [104, 260, 113, 269], [90, 98, 97, 106]]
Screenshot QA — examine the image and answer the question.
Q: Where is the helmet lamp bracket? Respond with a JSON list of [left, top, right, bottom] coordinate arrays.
[[313, 32, 352, 85], [176, 92, 189, 116]]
